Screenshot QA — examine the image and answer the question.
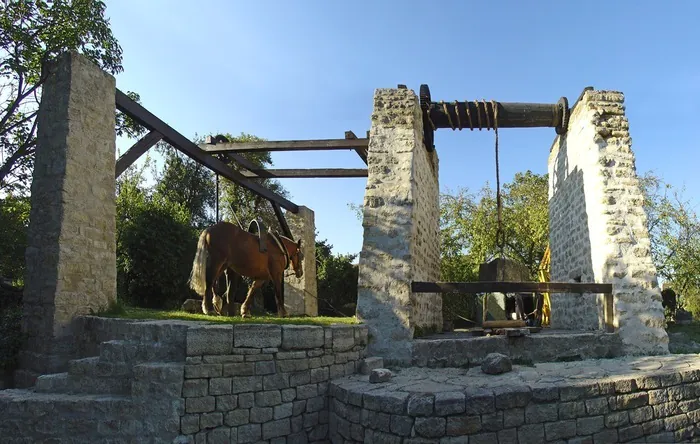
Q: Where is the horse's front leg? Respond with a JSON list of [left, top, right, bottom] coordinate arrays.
[[241, 279, 265, 318], [273, 277, 288, 318]]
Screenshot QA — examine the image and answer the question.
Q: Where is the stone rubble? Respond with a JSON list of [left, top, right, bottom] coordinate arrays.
[[481, 352, 513, 375]]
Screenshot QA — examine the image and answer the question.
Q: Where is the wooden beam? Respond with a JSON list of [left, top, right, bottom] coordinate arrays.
[[345, 131, 367, 165], [241, 168, 367, 179], [114, 89, 299, 213], [271, 202, 293, 239], [411, 281, 613, 294], [199, 138, 369, 153], [115, 130, 162, 178]]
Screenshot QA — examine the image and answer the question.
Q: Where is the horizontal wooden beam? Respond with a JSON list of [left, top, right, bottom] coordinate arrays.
[[199, 138, 369, 153], [411, 281, 613, 294], [115, 130, 163, 178], [114, 89, 299, 213], [241, 168, 367, 179]]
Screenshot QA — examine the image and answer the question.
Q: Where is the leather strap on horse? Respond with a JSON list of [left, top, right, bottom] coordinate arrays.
[[270, 231, 291, 270]]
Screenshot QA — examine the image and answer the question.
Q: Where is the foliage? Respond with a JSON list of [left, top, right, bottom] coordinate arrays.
[[116, 157, 199, 309], [640, 171, 700, 318], [152, 141, 216, 229], [0, 193, 30, 285], [315, 237, 358, 316], [98, 305, 356, 326], [0, 0, 144, 194], [0, 305, 23, 372]]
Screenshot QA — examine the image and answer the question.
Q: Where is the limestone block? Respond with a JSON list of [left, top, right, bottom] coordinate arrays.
[[234, 324, 282, 348], [186, 325, 233, 356], [281, 325, 324, 349]]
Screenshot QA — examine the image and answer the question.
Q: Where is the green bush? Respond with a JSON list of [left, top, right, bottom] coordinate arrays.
[[316, 239, 358, 316], [0, 195, 30, 286], [117, 191, 199, 309], [0, 305, 23, 373]]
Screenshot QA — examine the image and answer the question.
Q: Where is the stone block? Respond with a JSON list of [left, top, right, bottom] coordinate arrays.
[[331, 325, 355, 352], [215, 394, 237, 411], [183, 379, 209, 398], [265, 373, 290, 391], [231, 376, 262, 394], [310, 367, 329, 383], [446, 415, 481, 436], [234, 325, 282, 348], [181, 414, 200, 435], [481, 411, 504, 431], [185, 364, 222, 379], [282, 325, 324, 349], [407, 394, 434, 416], [255, 360, 276, 375], [200, 412, 223, 429], [503, 408, 524, 428], [297, 383, 318, 399], [256, 390, 282, 407], [186, 396, 216, 413], [274, 402, 293, 419], [249, 406, 273, 423], [290, 370, 311, 387], [223, 362, 255, 377], [494, 385, 531, 409], [544, 420, 576, 440], [369, 368, 393, 383], [525, 402, 557, 424], [237, 423, 261, 443], [497, 428, 518, 444], [209, 378, 231, 396], [207, 427, 230, 444], [187, 325, 233, 356], [517, 423, 544, 444], [434, 391, 465, 416], [225, 409, 249, 427], [559, 401, 586, 419], [414, 417, 446, 438]]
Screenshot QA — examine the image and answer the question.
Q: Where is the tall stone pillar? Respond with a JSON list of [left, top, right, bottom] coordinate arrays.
[[548, 88, 668, 355], [285, 206, 318, 316], [17, 52, 117, 386], [356, 87, 441, 365]]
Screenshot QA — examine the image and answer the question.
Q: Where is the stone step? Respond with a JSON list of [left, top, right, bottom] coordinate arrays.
[[0, 389, 145, 441], [34, 372, 69, 393], [68, 356, 132, 377], [99, 339, 183, 364], [66, 374, 132, 395]]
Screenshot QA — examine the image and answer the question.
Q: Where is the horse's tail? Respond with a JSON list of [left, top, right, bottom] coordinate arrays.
[[188, 229, 210, 297]]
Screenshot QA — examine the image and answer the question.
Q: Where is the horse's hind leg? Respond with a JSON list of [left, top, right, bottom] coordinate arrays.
[[203, 258, 225, 316], [225, 270, 242, 316], [241, 279, 265, 318]]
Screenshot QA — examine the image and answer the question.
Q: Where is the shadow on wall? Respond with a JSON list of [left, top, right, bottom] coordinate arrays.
[[549, 136, 601, 331]]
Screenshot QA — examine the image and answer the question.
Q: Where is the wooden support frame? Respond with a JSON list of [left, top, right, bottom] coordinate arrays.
[[200, 138, 369, 153], [412, 281, 616, 333], [115, 130, 162, 178], [345, 131, 368, 165], [271, 202, 293, 239], [240, 169, 367, 179], [115, 89, 299, 213]]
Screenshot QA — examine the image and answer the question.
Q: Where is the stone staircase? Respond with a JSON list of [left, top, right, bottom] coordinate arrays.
[[0, 319, 194, 443]]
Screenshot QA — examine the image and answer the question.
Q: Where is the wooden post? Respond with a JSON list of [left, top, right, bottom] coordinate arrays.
[[604, 293, 615, 332]]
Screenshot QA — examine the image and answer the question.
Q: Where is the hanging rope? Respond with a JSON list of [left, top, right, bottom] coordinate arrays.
[[493, 100, 504, 260]]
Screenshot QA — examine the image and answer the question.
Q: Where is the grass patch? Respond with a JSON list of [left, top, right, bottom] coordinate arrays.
[[98, 305, 357, 326]]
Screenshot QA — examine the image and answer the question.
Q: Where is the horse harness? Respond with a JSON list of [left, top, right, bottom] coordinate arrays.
[[247, 219, 298, 271]]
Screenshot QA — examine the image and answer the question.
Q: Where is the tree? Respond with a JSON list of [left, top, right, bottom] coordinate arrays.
[[0, 193, 30, 285], [0, 0, 144, 194], [315, 237, 358, 316], [152, 141, 216, 229]]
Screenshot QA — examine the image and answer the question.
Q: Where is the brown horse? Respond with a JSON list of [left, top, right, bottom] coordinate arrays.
[[188, 221, 304, 317]]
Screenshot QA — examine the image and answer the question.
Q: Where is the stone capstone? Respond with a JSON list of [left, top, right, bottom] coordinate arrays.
[[481, 353, 513, 375]]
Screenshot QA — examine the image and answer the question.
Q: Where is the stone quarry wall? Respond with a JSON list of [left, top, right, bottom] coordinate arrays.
[[18, 51, 117, 387], [547, 89, 668, 355], [356, 87, 441, 365], [329, 364, 700, 443], [181, 322, 368, 443]]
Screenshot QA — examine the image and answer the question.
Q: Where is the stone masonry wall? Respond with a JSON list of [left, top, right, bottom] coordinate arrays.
[[547, 89, 668, 355], [18, 51, 117, 386], [356, 87, 441, 366], [286, 206, 318, 317], [329, 361, 700, 443], [181, 323, 368, 443]]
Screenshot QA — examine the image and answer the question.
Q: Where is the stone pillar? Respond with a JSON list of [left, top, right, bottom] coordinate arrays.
[[285, 206, 318, 316], [356, 88, 441, 365], [17, 52, 117, 386], [548, 88, 668, 355]]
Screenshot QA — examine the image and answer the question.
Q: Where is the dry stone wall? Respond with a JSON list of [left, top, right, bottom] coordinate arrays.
[[181, 323, 368, 443], [356, 87, 441, 366], [547, 89, 668, 355]]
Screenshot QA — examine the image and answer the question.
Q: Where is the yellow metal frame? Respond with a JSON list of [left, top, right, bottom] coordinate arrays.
[[537, 245, 552, 327]]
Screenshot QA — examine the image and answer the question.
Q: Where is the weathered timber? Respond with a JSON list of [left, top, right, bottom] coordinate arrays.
[[483, 320, 527, 328], [114, 90, 299, 213], [411, 281, 613, 294], [345, 131, 368, 164], [241, 168, 368, 179], [199, 138, 369, 153], [425, 101, 563, 130], [271, 202, 293, 239], [115, 130, 162, 178]]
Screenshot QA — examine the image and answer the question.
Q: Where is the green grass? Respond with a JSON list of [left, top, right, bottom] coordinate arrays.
[[97, 304, 357, 326]]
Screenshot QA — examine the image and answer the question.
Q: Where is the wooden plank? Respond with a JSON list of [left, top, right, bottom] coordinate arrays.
[[271, 202, 293, 239], [604, 293, 615, 332], [345, 131, 368, 165], [411, 281, 613, 294], [426, 101, 561, 130], [115, 130, 162, 178], [240, 168, 368, 179], [199, 138, 369, 153], [483, 320, 527, 328], [114, 89, 299, 213]]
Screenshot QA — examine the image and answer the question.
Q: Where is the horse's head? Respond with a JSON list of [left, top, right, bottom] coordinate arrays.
[[289, 238, 304, 279]]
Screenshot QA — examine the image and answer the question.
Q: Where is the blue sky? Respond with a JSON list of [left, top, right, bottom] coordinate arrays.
[[106, 0, 700, 257]]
